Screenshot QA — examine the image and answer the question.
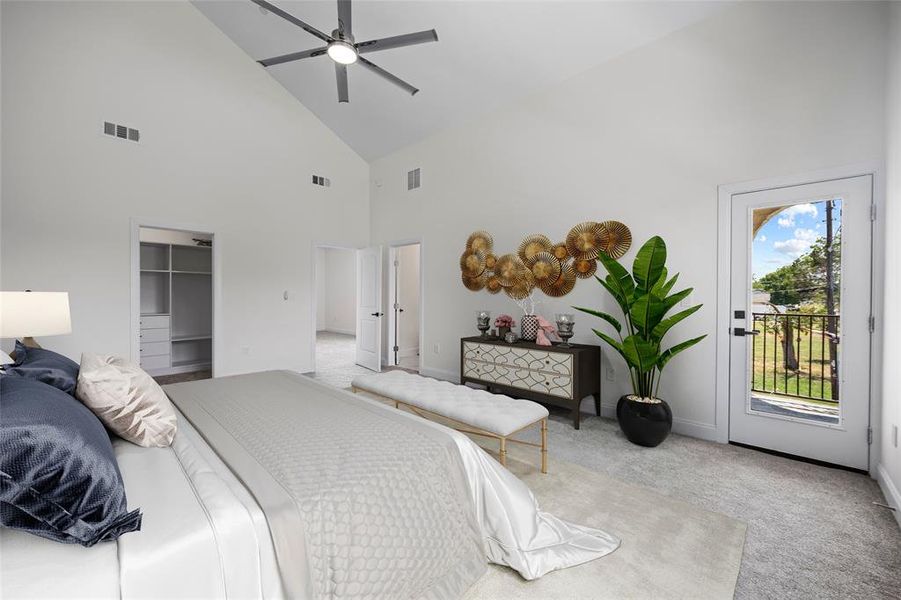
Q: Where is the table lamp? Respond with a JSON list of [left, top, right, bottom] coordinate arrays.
[[0, 291, 72, 350]]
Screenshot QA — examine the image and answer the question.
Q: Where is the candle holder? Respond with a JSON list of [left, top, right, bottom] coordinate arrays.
[[476, 310, 491, 338], [555, 313, 575, 348]]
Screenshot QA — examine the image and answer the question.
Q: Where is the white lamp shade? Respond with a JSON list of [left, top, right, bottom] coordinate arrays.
[[0, 292, 72, 338]]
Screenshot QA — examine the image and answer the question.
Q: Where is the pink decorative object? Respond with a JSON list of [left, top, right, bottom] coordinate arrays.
[[535, 315, 560, 346], [495, 314, 516, 328]]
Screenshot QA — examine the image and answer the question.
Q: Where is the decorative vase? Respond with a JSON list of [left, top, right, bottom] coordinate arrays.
[[616, 395, 672, 447], [520, 315, 540, 341], [498, 326, 511, 339]]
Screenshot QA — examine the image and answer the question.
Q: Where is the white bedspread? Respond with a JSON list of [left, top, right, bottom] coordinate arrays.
[[167, 371, 620, 595]]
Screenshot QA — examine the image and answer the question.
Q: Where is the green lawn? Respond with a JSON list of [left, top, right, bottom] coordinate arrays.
[[750, 320, 838, 402]]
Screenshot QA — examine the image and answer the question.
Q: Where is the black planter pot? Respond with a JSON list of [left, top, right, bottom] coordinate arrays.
[[616, 395, 673, 447]]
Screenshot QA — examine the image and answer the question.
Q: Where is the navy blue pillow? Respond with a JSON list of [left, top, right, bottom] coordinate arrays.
[[0, 376, 142, 546], [5, 341, 79, 395]]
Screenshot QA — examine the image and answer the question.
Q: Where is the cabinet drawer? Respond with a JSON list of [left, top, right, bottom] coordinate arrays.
[[140, 341, 170, 357], [139, 328, 170, 343], [140, 315, 170, 330], [140, 354, 170, 371], [463, 341, 574, 399]]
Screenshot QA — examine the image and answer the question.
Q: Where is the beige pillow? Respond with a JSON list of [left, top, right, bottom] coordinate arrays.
[[76, 353, 177, 447]]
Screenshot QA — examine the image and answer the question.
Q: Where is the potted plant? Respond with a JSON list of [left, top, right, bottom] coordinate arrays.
[[494, 314, 516, 339], [574, 236, 705, 447]]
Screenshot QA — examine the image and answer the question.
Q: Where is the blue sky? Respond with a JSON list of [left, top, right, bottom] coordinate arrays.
[[752, 199, 842, 279]]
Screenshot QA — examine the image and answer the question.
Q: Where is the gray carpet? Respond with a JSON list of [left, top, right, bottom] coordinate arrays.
[[521, 408, 901, 599]]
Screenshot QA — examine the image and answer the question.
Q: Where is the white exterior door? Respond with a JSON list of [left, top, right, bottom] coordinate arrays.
[[728, 176, 872, 470], [356, 246, 382, 372]]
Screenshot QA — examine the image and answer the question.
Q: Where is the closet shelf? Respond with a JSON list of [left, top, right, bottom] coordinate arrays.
[[171, 334, 212, 342], [172, 359, 211, 369], [172, 270, 212, 275]]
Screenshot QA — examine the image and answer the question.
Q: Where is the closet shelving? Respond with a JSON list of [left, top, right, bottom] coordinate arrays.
[[139, 241, 212, 375]]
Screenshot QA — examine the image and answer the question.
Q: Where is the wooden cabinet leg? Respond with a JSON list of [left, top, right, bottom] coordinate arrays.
[[594, 393, 601, 417], [499, 437, 507, 467], [572, 405, 581, 430]]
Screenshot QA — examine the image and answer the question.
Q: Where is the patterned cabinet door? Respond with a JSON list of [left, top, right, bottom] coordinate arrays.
[[462, 341, 574, 399]]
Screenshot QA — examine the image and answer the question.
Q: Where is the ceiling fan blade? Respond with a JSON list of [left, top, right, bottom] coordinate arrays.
[[259, 46, 328, 67], [250, 0, 333, 44], [337, 0, 352, 37], [357, 57, 418, 96], [335, 63, 349, 103], [356, 29, 438, 54]]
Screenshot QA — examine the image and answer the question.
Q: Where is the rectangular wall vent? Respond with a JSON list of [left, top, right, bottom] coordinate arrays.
[[312, 175, 331, 187], [103, 121, 140, 143], [407, 168, 421, 190]]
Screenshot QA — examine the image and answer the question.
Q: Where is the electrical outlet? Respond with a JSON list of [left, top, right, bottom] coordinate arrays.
[[606, 367, 616, 382], [433, 342, 440, 355], [893, 425, 898, 448]]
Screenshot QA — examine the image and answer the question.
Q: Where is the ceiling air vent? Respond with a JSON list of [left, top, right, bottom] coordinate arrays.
[[103, 121, 140, 143], [312, 175, 331, 187], [407, 168, 421, 191]]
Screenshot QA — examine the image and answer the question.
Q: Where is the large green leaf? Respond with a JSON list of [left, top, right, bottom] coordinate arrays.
[[594, 275, 630, 315], [662, 288, 693, 314], [573, 306, 622, 334], [657, 335, 707, 371], [655, 272, 679, 297], [630, 293, 668, 335], [598, 252, 635, 305], [592, 329, 631, 367], [622, 335, 659, 373], [650, 267, 668, 295], [651, 304, 702, 341], [632, 236, 667, 291]]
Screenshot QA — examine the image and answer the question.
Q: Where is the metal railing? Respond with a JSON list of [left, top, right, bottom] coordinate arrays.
[[751, 312, 839, 403]]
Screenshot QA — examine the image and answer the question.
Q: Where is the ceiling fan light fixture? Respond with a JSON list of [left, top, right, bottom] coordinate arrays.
[[327, 41, 358, 65]]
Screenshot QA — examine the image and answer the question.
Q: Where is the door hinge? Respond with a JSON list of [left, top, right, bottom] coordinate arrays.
[[393, 302, 400, 310], [868, 427, 873, 445], [393, 345, 399, 352], [393, 259, 399, 267], [871, 204, 877, 222], [869, 315, 876, 333]]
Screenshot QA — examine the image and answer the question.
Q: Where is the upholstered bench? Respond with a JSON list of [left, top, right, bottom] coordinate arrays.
[[352, 370, 549, 473]]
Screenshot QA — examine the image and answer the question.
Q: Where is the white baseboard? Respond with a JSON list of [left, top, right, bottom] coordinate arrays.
[[876, 463, 901, 530], [322, 327, 355, 336]]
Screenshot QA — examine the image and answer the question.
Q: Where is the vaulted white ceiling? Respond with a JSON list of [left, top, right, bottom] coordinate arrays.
[[194, 1, 724, 160]]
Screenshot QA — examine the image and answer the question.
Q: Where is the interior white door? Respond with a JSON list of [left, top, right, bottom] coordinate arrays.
[[728, 176, 872, 470], [356, 246, 382, 372]]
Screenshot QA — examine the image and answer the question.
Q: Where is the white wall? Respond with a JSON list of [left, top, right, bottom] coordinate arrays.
[[369, 1, 887, 438], [879, 1, 901, 523], [321, 248, 356, 335], [0, 1, 370, 374]]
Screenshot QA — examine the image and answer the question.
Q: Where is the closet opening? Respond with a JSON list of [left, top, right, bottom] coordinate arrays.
[[135, 225, 214, 384]]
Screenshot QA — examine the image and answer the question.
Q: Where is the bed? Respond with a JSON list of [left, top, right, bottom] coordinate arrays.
[[1, 371, 619, 599]]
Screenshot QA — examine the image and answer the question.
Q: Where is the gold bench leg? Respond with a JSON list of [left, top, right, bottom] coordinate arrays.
[[541, 419, 548, 474], [499, 437, 507, 467]]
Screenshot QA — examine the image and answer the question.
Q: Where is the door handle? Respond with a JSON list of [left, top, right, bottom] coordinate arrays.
[[371, 312, 383, 317], [733, 327, 760, 337], [398, 308, 404, 313]]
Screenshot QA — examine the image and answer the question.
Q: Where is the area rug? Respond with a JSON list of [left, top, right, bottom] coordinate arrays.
[[463, 443, 746, 600]]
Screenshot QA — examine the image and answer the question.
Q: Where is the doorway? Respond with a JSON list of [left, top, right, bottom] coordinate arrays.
[[726, 176, 873, 470], [388, 242, 421, 372], [313, 245, 366, 387]]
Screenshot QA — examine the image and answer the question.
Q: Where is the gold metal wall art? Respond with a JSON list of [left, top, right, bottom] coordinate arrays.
[[461, 221, 631, 298], [517, 234, 552, 265]]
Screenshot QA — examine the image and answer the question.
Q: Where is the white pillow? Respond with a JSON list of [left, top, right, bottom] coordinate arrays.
[[76, 353, 177, 447]]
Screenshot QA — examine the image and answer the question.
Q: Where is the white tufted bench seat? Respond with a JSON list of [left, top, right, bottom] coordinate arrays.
[[352, 370, 549, 473]]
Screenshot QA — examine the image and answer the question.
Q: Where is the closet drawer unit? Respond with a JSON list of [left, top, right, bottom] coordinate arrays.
[[140, 354, 170, 371], [140, 341, 170, 357], [140, 315, 171, 330], [139, 328, 170, 343]]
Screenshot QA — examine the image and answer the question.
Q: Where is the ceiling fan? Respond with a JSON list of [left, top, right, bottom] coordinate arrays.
[[251, 0, 438, 103]]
